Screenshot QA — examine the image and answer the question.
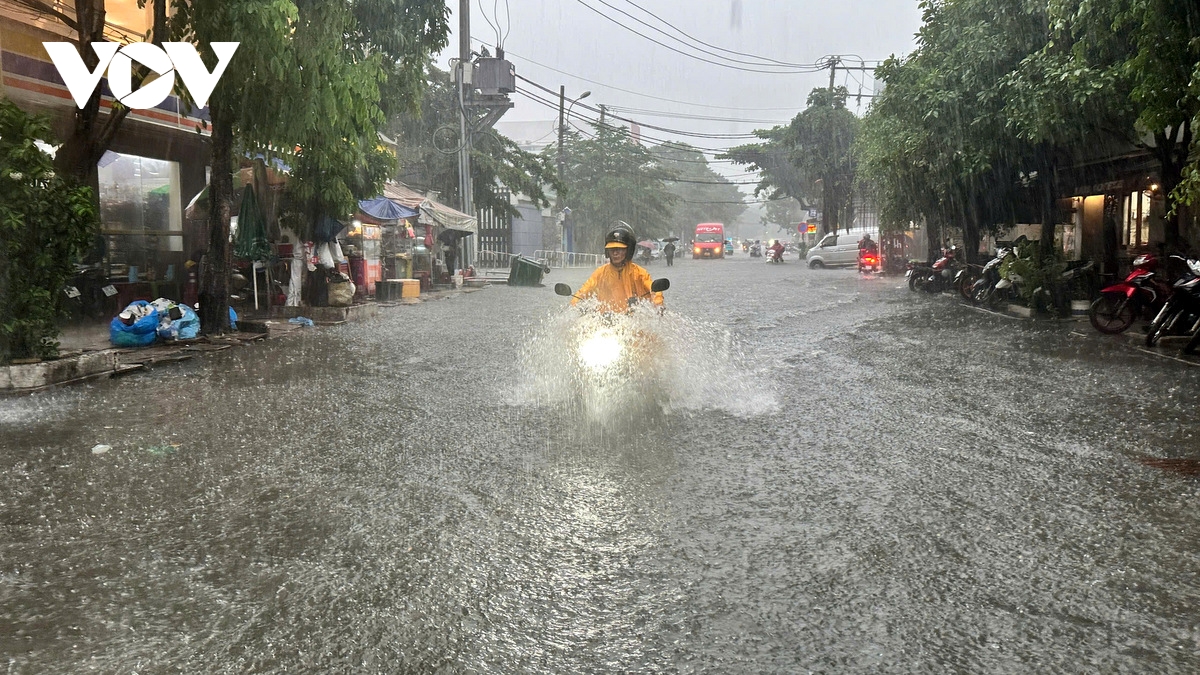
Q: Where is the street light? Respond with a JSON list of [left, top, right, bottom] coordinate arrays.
[[557, 88, 591, 254]]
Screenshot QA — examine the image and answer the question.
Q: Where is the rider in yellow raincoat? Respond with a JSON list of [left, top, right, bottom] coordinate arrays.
[[572, 222, 664, 313]]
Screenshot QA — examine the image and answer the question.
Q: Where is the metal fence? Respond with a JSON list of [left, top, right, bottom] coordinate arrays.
[[534, 250, 604, 269], [476, 249, 519, 270]]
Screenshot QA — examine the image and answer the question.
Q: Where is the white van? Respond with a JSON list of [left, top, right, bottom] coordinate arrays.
[[805, 232, 872, 268]]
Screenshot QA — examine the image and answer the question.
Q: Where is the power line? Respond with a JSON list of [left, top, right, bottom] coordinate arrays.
[[570, 0, 829, 75], [588, 0, 823, 71], [617, 0, 828, 69], [482, 42, 815, 111], [515, 88, 748, 155], [517, 76, 761, 140], [605, 105, 791, 125]]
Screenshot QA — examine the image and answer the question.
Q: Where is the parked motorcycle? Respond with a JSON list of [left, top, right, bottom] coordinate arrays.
[[969, 247, 1016, 307], [912, 247, 965, 294], [1146, 257, 1200, 348], [1089, 253, 1170, 334], [906, 259, 931, 291]]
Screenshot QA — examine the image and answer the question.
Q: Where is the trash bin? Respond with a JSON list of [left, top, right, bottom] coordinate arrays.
[[508, 255, 550, 287]]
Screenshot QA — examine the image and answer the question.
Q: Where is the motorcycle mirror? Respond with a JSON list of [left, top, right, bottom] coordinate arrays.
[[554, 283, 574, 296], [650, 278, 670, 293]]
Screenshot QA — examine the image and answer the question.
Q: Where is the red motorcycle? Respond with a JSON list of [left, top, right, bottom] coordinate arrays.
[[858, 247, 879, 273], [1088, 253, 1171, 334]]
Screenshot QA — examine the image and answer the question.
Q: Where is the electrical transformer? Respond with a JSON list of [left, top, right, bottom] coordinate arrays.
[[473, 58, 516, 95]]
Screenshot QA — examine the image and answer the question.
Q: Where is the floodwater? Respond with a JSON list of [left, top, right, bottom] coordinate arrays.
[[3, 252, 1200, 673]]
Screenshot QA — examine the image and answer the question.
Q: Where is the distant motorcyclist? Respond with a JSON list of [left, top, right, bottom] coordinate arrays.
[[768, 239, 785, 261], [573, 222, 664, 313]]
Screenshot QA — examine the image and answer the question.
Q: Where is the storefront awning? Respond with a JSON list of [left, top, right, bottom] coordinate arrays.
[[382, 183, 477, 234], [358, 196, 418, 221]]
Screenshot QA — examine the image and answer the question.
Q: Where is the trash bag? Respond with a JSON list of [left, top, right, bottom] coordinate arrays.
[[158, 303, 200, 341], [229, 306, 238, 331], [110, 300, 160, 347], [328, 279, 355, 307]]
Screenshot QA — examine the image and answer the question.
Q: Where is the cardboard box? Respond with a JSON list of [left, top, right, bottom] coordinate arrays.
[[400, 279, 420, 298]]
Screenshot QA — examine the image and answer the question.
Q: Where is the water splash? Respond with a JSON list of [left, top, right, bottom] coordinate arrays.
[[512, 303, 777, 423]]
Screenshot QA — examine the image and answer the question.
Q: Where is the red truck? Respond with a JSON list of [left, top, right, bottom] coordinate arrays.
[[692, 223, 725, 259]]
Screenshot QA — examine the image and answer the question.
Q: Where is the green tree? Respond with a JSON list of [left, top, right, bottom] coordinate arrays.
[[21, 0, 169, 192], [722, 87, 859, 234], [0, 100, 97, 363], [650, 143, 746, 237], [856, 0, 1054, 261], [170, 0, 448, 333], [1040, 0, 1200, 251], [552, 124, 678, 250], [392, 65, 559, 217]]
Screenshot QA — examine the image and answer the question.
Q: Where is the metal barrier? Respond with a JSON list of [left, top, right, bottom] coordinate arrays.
[[534, 250, 604, 269], [476, 249, 519, 270]]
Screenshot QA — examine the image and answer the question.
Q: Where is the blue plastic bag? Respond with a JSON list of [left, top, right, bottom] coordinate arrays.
[[109, 301, 160, 347], [158, 304, 200, 341], [229, 306, 238, 331]]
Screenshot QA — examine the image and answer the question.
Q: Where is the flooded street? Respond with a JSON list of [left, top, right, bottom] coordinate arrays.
[[4, 255, 1200, 673]]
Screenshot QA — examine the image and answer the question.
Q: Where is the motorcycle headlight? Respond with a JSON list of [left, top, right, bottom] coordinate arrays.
[[579, 329, 622, 372]]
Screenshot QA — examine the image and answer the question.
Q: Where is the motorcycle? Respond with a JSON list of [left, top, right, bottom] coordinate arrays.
[[767, 248, 785, 264], [969, 247, 1016, 307], [912, 247, 963, 294], [906, 259, 931, 291], [1146, 257, 1200, 348], [553, 279, 671, 407], [1089, 253, 1170, 334], [749, 244, 763, 258], [858, 247, 879, 273]]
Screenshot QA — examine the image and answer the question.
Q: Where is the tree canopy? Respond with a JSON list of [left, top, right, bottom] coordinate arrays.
[[650, 143, 746, 238], [552, 124, 678, 251], [722, 87, 859, 234]]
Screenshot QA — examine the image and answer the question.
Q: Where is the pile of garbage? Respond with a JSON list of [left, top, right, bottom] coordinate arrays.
[[109, 299, 237, 347]]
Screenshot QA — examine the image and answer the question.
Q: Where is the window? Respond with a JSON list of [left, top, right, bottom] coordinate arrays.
[[97, 152, 183, 285], [1122, 190, 1152, 249]]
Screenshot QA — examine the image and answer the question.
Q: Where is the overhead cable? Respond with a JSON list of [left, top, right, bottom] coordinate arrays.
[[571, 0, 828, 74], [476, 40, 813, 111]]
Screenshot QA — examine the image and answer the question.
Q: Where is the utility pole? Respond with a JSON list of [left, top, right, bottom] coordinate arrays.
[[456, 0, 473, 269], [557, 85, 566, 254], [828, 56, 838, 106], [823, 56, 839, 235], [599, 104, 606, 127]]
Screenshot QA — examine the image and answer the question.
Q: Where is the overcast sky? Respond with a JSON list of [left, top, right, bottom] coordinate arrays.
[[438, 0, 924, 187]]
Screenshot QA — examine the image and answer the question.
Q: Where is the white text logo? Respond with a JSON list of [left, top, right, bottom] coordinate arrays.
[[43, 42, 239, 110]]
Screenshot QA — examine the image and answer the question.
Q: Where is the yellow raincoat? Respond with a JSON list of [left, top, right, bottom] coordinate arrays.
[[571, 262, 664, 312]]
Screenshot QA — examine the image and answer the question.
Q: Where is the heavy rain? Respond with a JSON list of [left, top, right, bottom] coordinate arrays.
[[4, 256, 1200, 672], [4, 0, 1200, 672]]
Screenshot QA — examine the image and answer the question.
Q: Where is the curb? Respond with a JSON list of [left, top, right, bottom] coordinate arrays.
[[2, 284, 491, 396]]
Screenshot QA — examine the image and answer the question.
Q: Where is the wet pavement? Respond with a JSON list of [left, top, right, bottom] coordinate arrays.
[[3, 253, 1200, 673]]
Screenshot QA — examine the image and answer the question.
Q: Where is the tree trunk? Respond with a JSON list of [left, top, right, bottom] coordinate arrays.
[[1039, 157, 1058, 259], [53, 0, 164, 190], [822, 174, 838, 234], [0, 232, 10, 363], [1154, 121, 1192, 253], [199, 109, 234, 334]]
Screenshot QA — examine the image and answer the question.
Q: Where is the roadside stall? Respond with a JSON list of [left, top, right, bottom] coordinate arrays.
[[354, 197, 419, 297], [381, 183, 477, 288]]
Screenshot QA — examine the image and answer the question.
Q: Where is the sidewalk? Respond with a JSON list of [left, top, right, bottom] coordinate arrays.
[[1, 284, 490, 395]]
